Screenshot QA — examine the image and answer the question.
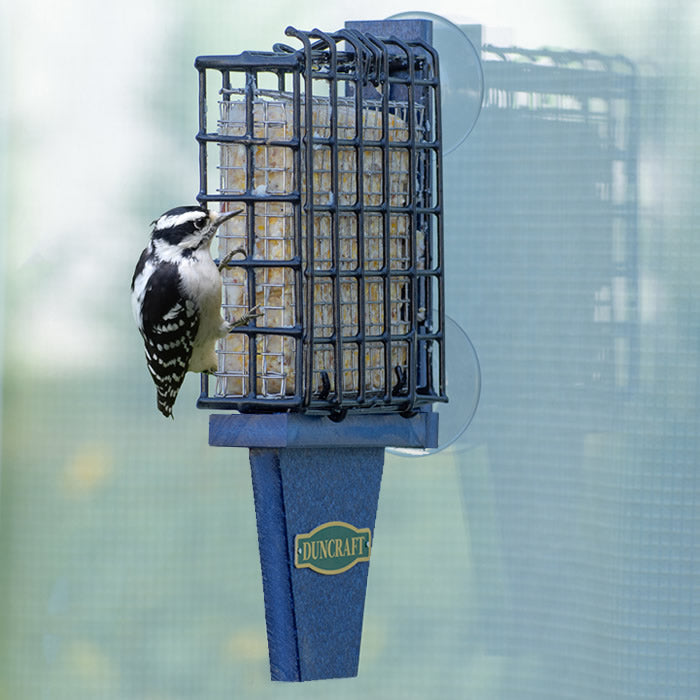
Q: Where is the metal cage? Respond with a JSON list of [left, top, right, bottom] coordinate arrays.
[[195, 26, 446, 416]]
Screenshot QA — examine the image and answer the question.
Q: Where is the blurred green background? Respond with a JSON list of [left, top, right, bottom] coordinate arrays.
[[2, 1, 699, 698]]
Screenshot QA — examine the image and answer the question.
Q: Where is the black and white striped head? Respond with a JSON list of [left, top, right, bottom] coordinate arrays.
[[150, 205, 242, 254]]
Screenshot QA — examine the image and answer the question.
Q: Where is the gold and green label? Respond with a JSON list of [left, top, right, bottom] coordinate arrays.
[[294, 521, 372, 575]]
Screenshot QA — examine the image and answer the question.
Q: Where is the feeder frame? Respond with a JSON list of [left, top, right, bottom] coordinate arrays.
[[195, 25, 446, 418]]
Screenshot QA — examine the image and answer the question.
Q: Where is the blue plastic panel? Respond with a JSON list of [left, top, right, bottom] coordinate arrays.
[[209, 412, 438, 449], [249, 447, 384, 680]]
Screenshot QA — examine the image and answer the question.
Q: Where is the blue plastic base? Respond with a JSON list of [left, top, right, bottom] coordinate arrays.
[[209, 411, 438, 449], [212, 412, 437, 680], [249, 447, 385, 681]]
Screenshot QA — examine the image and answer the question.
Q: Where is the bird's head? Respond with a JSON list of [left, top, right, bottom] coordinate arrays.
[[150, 205, 243, 252]]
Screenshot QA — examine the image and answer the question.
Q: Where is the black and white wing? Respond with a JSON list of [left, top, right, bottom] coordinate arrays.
[[132, 257, 199, 417]]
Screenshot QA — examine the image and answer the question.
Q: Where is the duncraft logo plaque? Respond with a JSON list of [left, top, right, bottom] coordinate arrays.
[[294, 521, 372, 575]]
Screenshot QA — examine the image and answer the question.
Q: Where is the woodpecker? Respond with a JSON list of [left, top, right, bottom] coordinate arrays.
[[131, 205, 255, 417]]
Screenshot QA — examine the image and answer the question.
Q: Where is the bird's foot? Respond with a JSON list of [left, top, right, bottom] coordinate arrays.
[[228, 305, 262, 331], [218, 247, 247, 272]]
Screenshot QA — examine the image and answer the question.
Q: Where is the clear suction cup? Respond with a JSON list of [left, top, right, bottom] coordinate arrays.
[[389, 313, 481, 457], [387, 11, 484, 154]]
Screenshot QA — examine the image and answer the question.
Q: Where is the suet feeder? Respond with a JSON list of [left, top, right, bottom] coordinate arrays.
[[193, 18, 473, 681], [196, 22, 446, 417]]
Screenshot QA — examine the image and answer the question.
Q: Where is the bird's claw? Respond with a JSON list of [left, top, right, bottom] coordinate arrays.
[[218, 246, 247, 272], [228, 305, 262, 330]]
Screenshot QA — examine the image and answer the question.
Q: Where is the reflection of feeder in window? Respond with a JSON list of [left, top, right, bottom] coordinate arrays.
[[214, 92, 426, 400]]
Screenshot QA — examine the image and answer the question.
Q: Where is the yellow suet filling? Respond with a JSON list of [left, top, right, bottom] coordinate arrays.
[[214, 93, 424, 399]]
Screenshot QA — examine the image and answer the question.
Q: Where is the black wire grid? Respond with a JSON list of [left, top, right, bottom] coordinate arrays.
[[195, 27, 446, 417]]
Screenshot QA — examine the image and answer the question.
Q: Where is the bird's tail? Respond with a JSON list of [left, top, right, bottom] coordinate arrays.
[[157, 390, 177, 419]]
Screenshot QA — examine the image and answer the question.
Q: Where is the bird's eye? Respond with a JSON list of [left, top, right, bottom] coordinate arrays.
[[193, 216, 206, 230]]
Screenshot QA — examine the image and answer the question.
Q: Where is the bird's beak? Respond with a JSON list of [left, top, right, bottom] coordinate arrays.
[[210, 208, 244, 229]]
